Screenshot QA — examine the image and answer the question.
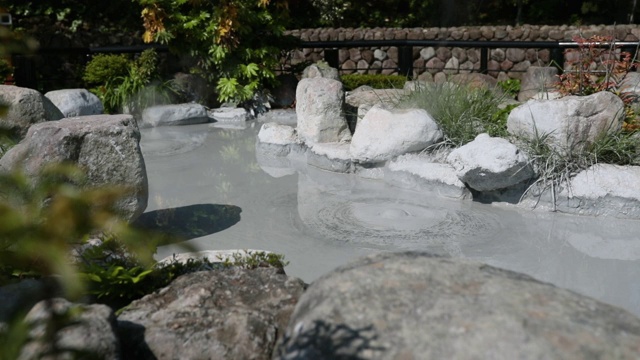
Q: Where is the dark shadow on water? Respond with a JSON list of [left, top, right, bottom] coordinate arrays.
[[275, 320, 385, 359], [132, 204, 242, 242]]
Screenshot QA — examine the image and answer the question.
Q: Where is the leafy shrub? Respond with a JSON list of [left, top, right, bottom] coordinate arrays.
[[341, 74, 407, 91], [82, 54, 130, 86], [85, 49, 172, 114], [497, 78, 521, 99], [396, 82, 508, 147]]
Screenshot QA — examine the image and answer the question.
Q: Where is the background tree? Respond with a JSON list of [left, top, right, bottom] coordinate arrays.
[[136, 0, 295, 103]]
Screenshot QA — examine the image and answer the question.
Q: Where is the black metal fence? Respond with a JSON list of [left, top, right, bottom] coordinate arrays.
[[11, 39, 640, 91], [299, 39, 640, 77]]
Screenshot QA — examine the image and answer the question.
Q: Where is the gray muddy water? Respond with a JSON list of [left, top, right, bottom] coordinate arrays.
[[141, 119, 640, 317]]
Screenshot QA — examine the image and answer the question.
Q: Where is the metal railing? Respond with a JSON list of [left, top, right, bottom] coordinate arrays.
[[298, 39, 640, 77]]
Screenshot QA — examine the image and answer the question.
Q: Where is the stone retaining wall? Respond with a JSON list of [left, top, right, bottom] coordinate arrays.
[[284, 25, 640, 81]]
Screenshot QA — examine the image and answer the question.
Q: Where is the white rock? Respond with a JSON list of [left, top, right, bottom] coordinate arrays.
[[296, 77, 351, 144], [507, 92, 624, 154], [350, 105, 442, 163], [257, 123, 299, 146], [308, 142, 353, 173], [386, 153, 471, 199], [447, 133, 534, 191]]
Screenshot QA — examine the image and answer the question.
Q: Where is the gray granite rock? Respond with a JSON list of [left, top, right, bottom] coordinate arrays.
[[141, 103, 209, 127], [277, 252, 640, 359], [0, 114, 148, 222], [0, 85, 63, 140], [118, 268, 306, 360], [44, 89, 104, 117], [20, 298, 120, 360]]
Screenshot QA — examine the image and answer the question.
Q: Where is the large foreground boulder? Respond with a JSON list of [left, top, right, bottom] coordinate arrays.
[[118, 268, 306, 360], [0, 85, 64, 140], [296, 77, 351, 144], [0, 114, 148, 222], [447, 133, 534, 191], [276, 252, 640, 359], [507, 91, 624, 154], [350, 105, 442, 163], [44, 88, 104, 117]]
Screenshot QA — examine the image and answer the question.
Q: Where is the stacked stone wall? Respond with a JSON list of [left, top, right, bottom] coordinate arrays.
[[284, 25, 640, 81]]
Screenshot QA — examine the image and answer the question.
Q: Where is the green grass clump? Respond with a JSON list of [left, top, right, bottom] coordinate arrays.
[[396, 82, 509, 147], [341, 74, 407, 91], [518, 128, 640, 207]]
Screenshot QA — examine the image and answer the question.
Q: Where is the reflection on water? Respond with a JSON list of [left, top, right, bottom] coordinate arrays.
[[141, 120, 640, 317], [133, 204, 242, 241]]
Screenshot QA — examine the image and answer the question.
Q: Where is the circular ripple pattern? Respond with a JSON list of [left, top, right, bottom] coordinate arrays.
[[300, 194, 500, 252]]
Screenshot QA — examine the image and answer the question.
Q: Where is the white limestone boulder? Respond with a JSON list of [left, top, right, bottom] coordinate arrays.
[[296, 77, 351, 144], [447, 133, 534, 191], [308, 142, 353, 173], [507, 91, 624, 154], [386, 153, 471, 199], [44, 88, 103, 117], [256, 122, 301, 157], [141, 103, 209, 127], [559, 164, 640, 219], [350, 105, 442, 163]]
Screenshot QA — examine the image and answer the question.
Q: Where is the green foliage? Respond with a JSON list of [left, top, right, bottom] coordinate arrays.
[[85, 49, 172, 114], [136, 0, 296, 104], [497, 78, 521, 99], [219, 250, 289, 269], [587, 130, 640, 166], [79, 245, 289, 310], [396, 82, 508, 147], [341, 74, 407, 91], [0, 164, 159, 293], [0, 163, 168, 357], [82, 54, 130, 86]]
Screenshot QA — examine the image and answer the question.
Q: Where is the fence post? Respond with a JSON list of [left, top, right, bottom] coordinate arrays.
[[480, 48, 488, 74], [398, 46, 413, 78], [324, 49, 339, 70], [551, 47, 564, 74]]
